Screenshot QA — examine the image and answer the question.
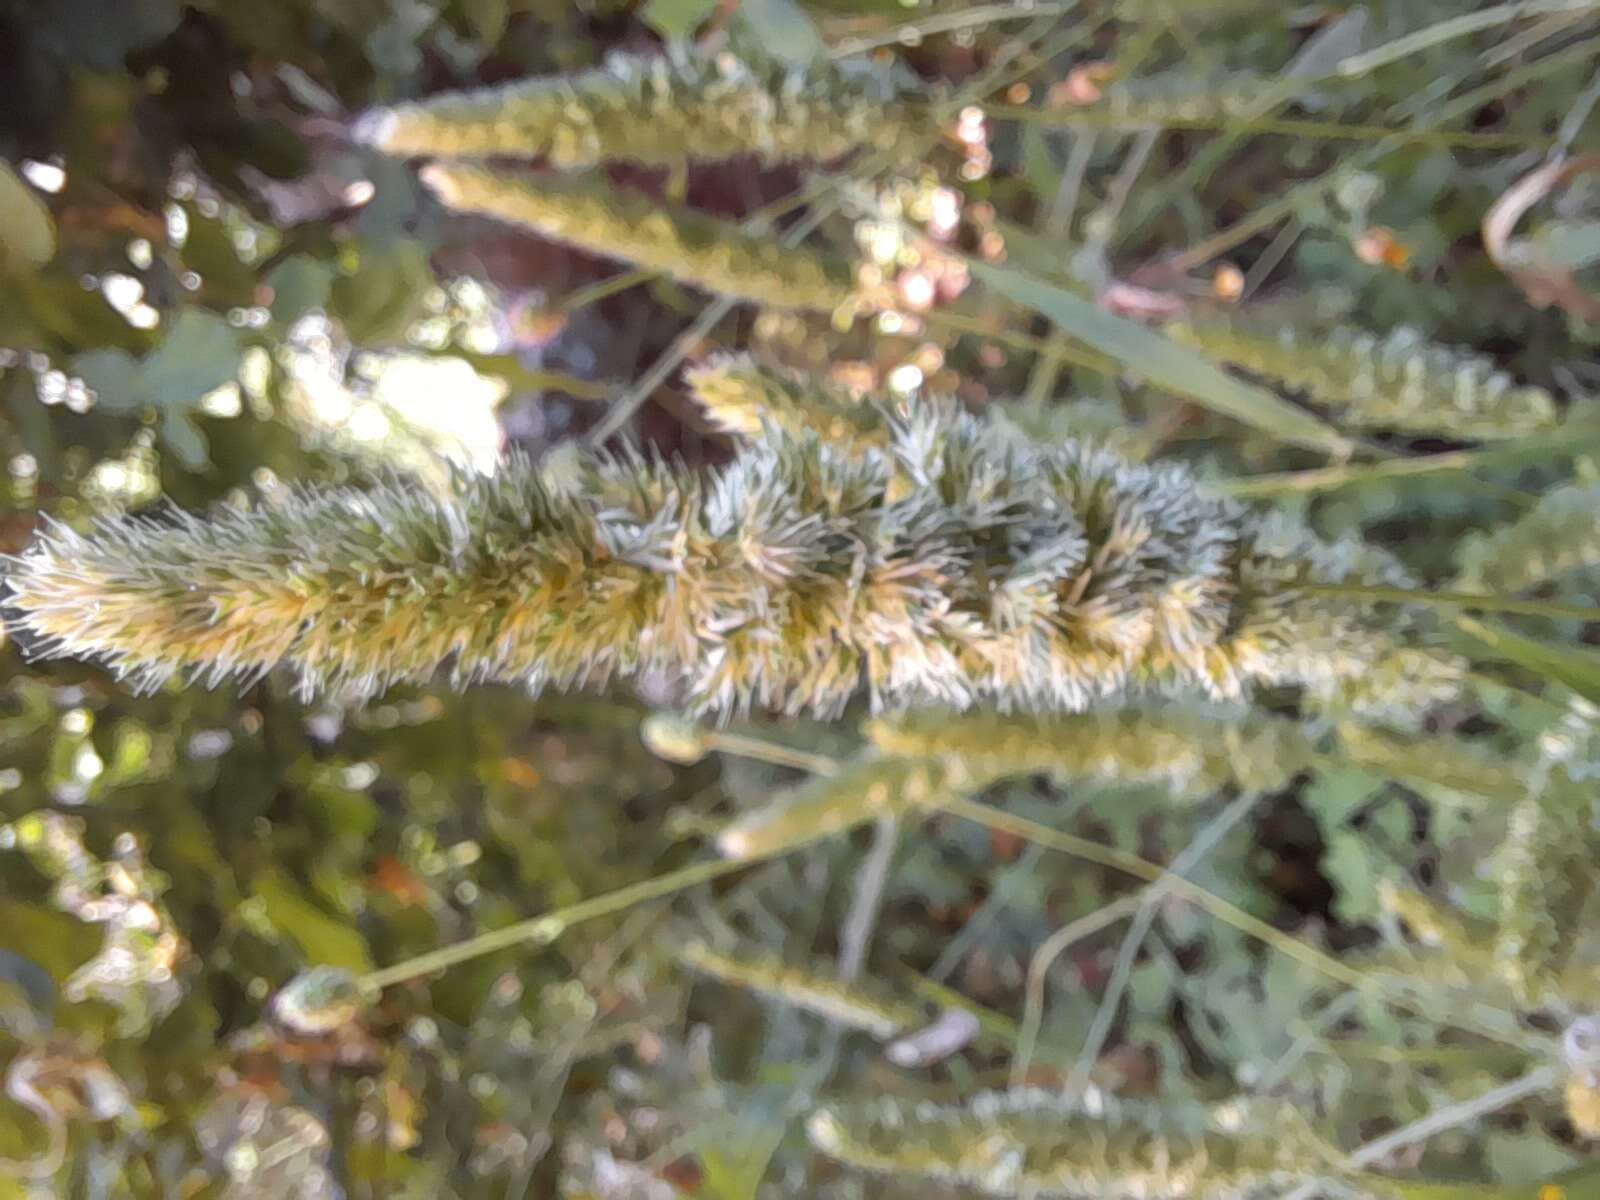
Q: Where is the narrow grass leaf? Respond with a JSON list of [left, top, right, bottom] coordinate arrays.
[[970, 259, 1352, 454]]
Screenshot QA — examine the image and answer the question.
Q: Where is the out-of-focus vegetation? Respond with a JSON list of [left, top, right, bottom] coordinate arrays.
[[2, 1, 1600, 1197]]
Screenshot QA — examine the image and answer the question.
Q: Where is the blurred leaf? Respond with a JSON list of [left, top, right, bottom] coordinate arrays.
[[0, 903, 100, 989], [642, 0, 718, 41], [0, 159, 56, 270], [733, 0, 826, 66], [460, 0, 509, 46], [0, 949, 55, 1040], [332, 239, 434, 343], [75, 307, 244, 469], [1324, 828, 1382, 923], [1534, 219, 1600, 272], [970, 260, 1353, 455], [1284, 7, 1369, 80], [1302, 765, 1385, 825], [266, 254, 336, 324], [1486, 1130, 1579, 1184], [1456, 617, 1600, 707], [35, 0, 184, 67], [253, 869, 374, 974]]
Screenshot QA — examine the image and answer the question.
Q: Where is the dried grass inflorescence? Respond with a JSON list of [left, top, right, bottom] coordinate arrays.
[[419, 165, 856, 314], [1167, 317, 1559, 440], [806, 1089, 1333, 1198], [353, 46, 924, 171], [5, 390, 1425, 719]]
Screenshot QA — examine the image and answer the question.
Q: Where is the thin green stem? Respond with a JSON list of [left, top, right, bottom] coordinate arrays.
[[1211, 431, 1600, 498], [941, 795, 1373, 990], [826, 0, 1077, 59], [1062, 788, 1262, 1100], [1010, 895, 1139, 1087], [1344, 1065, 1561, 1168], [988, 105, 1550, 148], [1335, 1, 1600, 79], [1303, 583, 1600, 624], [703, 731, 840, 776], [940, 796, 1542, 1052], [555, 268, 655, 315], [359, 833, 822, 990]]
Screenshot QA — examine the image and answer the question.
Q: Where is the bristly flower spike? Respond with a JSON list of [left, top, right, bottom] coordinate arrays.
[[419, 165, 856, 314], [352, 46, 927, 171], [1454, 480, 1600, 594], [679, 940, 927, 1039], [1168, 316, 1559, 440], [685, 353, 891, 448], [5, 393, 1431, 720], [806, 1088, 1339, 1199]]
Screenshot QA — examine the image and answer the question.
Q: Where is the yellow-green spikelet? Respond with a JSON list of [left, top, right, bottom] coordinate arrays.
[[863, 707, 1312, 799], [1167, 316, 1558, 439], [1454, 481, 1600, 594], [354, 47, 925, 170], [420, 164, 855, 314], [718, 756, 969, 858], [1492, 785, 1598, 1004], [1095, 71, 1280, 126], [685, 353, 890, 447], [680, 941, 925, 1038], [806, 1090, 1334, 1199]]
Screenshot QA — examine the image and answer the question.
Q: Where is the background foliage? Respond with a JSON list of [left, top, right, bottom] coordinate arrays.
[[2, 0, 1600, 1196]]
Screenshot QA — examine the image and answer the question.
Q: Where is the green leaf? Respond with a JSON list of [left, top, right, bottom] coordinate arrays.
[[266, 254, 336, 325], [969, 259, 1353, 455], [36, 0, 183, 67], [642, 0, 718, 41], [733, 0, 827, 66], [1302, 765, 1385, 826], [1456, 617, 1600, 707], [460, 0, 509, 45], [1324, 828, 1382, 923], [75, 308, 244, 470], [0, 159, 57, 270], [253, 869, 374, 974], [332, 240, 434, 343], [1535, 219, 1600, 272]]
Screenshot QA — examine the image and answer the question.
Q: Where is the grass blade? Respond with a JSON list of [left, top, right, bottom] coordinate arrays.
[[1456, 616, 1600, 705], [970, 259, 1353, 455]]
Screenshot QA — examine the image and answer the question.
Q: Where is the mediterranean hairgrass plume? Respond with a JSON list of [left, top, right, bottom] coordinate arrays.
[[862, 705, 1313, 799], [353, 46, 925, 171], [418, 165, 856, 314], [805, 1088, 1337, 1198], [1454, 480, 1600, 594], [1167, 317, 1559, 440], [4, 391, 1431, 719]]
